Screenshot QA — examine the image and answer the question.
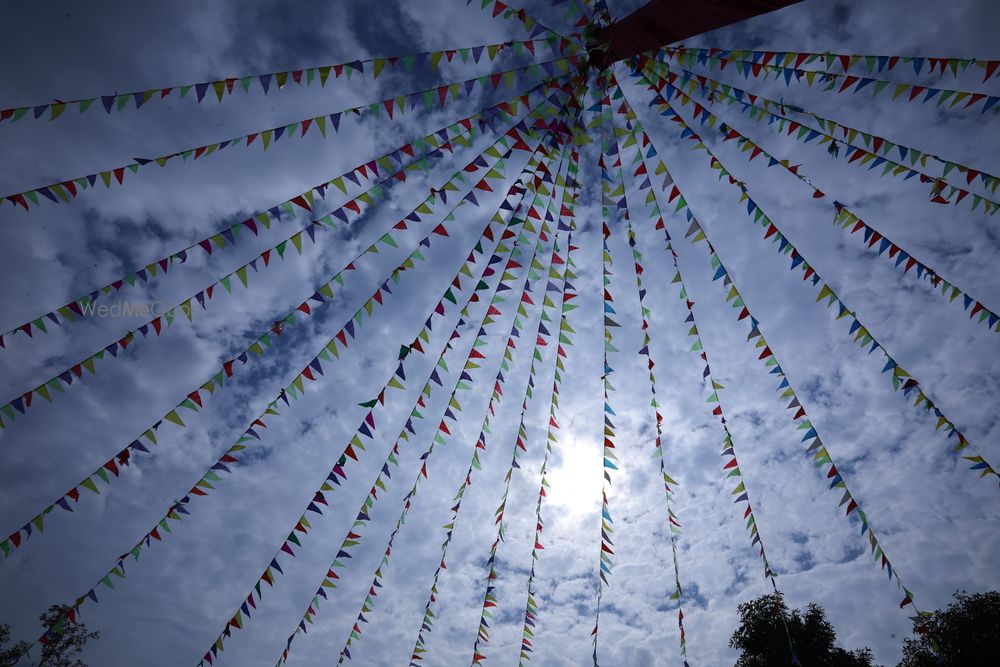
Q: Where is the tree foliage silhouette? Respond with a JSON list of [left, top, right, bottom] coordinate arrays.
[[729, 594, 877, 667], [897, 590, 1000, 667], [0, 605, 99, 667]]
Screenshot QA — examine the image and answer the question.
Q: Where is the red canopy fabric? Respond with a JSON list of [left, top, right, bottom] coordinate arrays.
[[593, 0, 804, 65]]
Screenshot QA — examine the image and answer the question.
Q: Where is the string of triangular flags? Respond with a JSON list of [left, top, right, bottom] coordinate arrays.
[[0, 218, 331, 426], [649, 59, 1000, 213], [0, 90, 568, 563], [15, 181, 494, 667], [590, 70, 619, 667], [624, 63, 930, 621], [196, 122, 566, 667], [515, 174, 579, 667], [665, 46, 1000, 82], [639, 61, 1000, 334], [405, 126, 574, 667], [5, 94, 575, 663], [328, 125, 570, 667], [468, 141, 576, 667], [609, 80, 690, 665], [2, 179, 383, 427], [658, 61, 1000, 200], [615, 88, 801, 661], [3, 54, 581, 211], [324, 100, 578, 667], [648, 133, 929, 621], [406, 217, 551, 666], [656, 47, 1000, 115], [0, 74, 563, 350], [277, 144, 561, 667], [0, 37, 578, 124], [443, 226, 562, 666], [634, 66, 1000, 489], [469, 0, 582, 46]]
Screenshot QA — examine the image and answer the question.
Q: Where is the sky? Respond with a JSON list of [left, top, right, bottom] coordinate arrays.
[[0, 1, 998, 666]]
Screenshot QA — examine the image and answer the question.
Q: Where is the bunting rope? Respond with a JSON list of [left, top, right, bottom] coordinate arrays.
[[665, 46, 1000, 82], [611, 83, 801, 664], [0, 72, 565, 350], [591, 68, 618, 667], [2, 54, 581, 211], [633, 65, 1000, 488], [196, 117, 568, 667], [630, 113, 928, 624], [3, 87, 580, 664], [0, 78, 569, 429], [656, 47, 1000, 115], [404, 118, 578, 667], [515, 177, 579, 667], [0, 83, 575, 561], [469, 0, 581, 46], [326, 110, 578, 667], [273, 113, 570, 667], [468, 147, 575, 667], [641, 61, 1000, 333], [404, 208, 552, 667], [274, 138, 565, 667], [609, 80, 690, 665], [0, 37, 577, 124], [657, 61, 1000, 201], [650, 59, 1000, 212]]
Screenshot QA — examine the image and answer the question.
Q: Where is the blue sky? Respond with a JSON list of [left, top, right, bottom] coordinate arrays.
[[1, 1, 998, 666]]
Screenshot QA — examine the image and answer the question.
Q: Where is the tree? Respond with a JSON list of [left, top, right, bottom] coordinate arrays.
[[897, 590, 1000, 667], [0, 605, 99, 667], [730, 593, 879, 667]]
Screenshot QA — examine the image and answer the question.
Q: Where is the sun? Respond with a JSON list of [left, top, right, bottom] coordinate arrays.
[[546, 435, 603, 518]]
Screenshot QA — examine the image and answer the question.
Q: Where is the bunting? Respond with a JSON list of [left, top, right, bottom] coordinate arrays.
[[638, 124, 927, 621], [1, 94, 577, 662], [406, 209, 551, 667], [197, 130, 563, 667], [279, 171, 552, 667], [516, 161, 579, 667], [0, 84, 574, 560], [313, 101, 580, 667], [405, 114, 581, 667], [655, 47, 1000, 115], [3, 54, 581, 211], [591, 71, 620, 667], [0, 74, 564, 350], [469, 0, 581, 45], [633, 67, 1000, 490], [0, 37, 578, 125], [612, 84, 799, 658], [664, 46, 1000, 82], [325, 147, 564, 667], [609, 83, 689, 664], [0, 223, 320, 426], [8, 158, 521, 663], [270, 118, 570, 667], [639, 61, 1000, 333], [647, 59, 1000, 212], [468, 156, 575, 667], [657, 61, 1000, 201]]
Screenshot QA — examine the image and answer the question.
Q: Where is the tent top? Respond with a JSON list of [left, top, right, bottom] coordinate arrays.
[[592, 0, 803, 65]]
